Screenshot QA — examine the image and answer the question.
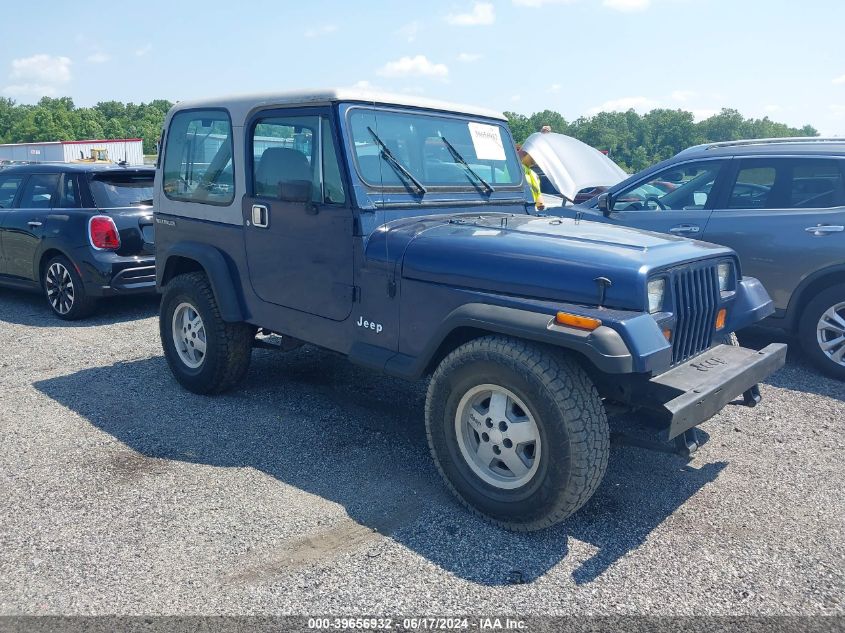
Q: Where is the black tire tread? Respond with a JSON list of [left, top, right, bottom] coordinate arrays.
[[162, 272, 252, 394], [425, 335, 609, 532]]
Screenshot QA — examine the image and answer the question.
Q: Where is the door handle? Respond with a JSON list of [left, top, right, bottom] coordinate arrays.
[[27, 221, 42, 228], [805, 224, 844, 235], [669, 224, 700, 234], [251, 204, 269, 228]]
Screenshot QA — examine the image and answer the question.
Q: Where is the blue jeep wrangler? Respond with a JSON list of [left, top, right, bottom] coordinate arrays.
[[153, 90, 786, 531]]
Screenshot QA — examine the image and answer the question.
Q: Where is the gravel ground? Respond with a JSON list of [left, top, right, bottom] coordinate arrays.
[[0, 289, 842, 616]]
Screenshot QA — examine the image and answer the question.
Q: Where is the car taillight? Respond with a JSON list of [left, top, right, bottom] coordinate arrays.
[[89, 215, 121, 250]]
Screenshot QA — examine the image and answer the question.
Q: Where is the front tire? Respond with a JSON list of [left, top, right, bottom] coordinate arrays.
[[799, 284, 845, 380], [42, 254, 97, 320], [425, 336, 610, 531], [160, 272, 253, 394]]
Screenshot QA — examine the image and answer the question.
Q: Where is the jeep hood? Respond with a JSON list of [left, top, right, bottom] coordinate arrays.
[[380, 213, 732, 311], [522, 132, 627, 202]]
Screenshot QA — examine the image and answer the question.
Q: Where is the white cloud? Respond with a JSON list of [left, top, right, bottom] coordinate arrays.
[[10, 54, 72, 84], [457, 52, 482, 62], [304, 24, 338, 38], [86, 52, 110, 64], [830, 105, 845, 118], [671, 89, 696, 102], [832, 74, 845, 85], [691, 108, 720, 121], [511, 94, 522, 102], [588, 95, 659, 114], [549, 83, 562, 93], [764, 104, 783, 114], [512, 0, 576, 6], [351, 80, 374, 90], [603, 0, 651, 11], [397, 21, 420, 42], [135, 44, 152, 57], [3, 54, 71, 97], [377, 55, 449, 78], [446, 2, 495, 26]]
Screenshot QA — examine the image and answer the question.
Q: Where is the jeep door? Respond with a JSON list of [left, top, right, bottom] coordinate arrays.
[[703, 156, 845, 313], [2, 172, 59, 280], [0, 172, 27, 275], [603, 159, 728, 238], [242, 108, 353, 321]]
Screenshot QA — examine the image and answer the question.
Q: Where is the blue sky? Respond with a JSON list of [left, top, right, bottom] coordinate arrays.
[[4, 0, 845, 134]]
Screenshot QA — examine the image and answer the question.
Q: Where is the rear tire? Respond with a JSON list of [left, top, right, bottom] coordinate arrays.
[[798, 284, 845, 380], [160, 271, 253, 394], [425, 336, 610, 531], [42, 254, 97, 320]]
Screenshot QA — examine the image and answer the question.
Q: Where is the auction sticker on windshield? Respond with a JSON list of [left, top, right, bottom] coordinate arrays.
[[468, 122, 506, 161]]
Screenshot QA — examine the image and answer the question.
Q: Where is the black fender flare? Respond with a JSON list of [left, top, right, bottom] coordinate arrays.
[[159, 241, 245, 322], [377, 303, 635, 379]]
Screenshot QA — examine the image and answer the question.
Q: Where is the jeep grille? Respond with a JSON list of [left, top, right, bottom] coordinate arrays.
[[671, 263, 720, 365]]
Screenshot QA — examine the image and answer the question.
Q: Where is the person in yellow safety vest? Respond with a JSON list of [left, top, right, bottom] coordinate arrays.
[[517, 146, 545, 211]]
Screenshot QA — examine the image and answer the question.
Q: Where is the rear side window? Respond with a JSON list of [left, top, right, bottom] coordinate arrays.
[[727, 158, 845, 210], [162, 109, 234, 205], [90, 172, 154, 208], [0, 174, 24, 208], [17, 174, 59, 209]]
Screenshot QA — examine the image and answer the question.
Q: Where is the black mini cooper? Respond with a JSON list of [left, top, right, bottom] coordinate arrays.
[[0, 163, 155, 319]]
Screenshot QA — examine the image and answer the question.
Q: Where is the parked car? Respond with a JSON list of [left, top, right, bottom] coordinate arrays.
[[0, 163, 156, 319], [153, 90, 785, 531], [556, 138, 845, 379], [521, 132, 628, 208]]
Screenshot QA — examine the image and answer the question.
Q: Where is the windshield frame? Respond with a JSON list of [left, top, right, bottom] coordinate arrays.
[[342, 104, 524, 196]]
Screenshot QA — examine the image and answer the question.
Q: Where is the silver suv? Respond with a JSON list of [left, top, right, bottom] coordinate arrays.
[[572, 138, 845, 380]]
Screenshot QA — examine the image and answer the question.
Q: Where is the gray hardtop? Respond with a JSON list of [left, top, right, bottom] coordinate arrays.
[[166, 89, 508, 125]]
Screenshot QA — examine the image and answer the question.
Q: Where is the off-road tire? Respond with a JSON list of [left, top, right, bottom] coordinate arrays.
[[42, 254, 97, 320], [798, 284, 845, 380], [160, 272, 253, 394], [425, 335, 610, 531]]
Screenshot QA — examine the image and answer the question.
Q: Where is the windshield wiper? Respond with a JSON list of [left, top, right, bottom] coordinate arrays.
[[439, 136, 494, 194], [366, 127, 426, 196]]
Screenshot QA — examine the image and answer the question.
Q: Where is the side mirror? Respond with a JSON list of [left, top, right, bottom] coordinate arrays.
[[597, 192, 613, 216], [278, 179, 312, 203]]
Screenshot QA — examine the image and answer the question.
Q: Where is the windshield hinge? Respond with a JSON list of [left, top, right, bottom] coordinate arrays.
[[387, 278, 397, 298]]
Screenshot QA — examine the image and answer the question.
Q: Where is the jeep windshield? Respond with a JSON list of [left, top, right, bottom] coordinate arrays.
[[347, 107, 522, 193], [90, 171, 154, 208]]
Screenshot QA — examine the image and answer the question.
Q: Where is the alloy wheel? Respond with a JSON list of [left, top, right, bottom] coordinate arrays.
[[816, 301, 845, 367], [171, 302, 207, 369], [45, 262, 75, 315], [454, 384, 542, 490]]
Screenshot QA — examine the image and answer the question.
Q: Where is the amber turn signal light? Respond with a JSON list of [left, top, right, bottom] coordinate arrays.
[[662, 328, 672, 341], [555, 312, 602, 331], [715, 308, 727, 331]]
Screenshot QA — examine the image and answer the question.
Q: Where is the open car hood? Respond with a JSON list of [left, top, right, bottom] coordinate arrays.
[[522, 132, 628, 202]]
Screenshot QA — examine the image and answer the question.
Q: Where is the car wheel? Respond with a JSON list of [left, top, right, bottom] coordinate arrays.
[[799, 284, 845, 380], [425, 336, 610, 531], [42, 255, 96, 320], [160, 271, 253, 394]]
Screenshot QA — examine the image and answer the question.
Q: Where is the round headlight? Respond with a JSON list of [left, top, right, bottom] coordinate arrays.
[[718, 262, 733, 292], [648, 278, 665, 314]]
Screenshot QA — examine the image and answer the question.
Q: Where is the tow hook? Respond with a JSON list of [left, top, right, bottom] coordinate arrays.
[[611, 427, 707, 459], [742, 384, 762, 407], [673, 428, 703, 457]]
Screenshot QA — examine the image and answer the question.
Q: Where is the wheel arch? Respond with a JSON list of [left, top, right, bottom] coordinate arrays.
[[159, 241, 245, 322], [38, 248, 75, 284], [785, 264, 845, 331]]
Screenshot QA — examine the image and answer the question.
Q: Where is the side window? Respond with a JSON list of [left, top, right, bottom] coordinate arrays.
[[57, 174, 81, 208], [612, 161, 723, 212], [727, 159, 845, 210], [251, 114, 345, 205], [0, 174, 25, 208], [17, 174, 60, 209], [162, 109, 234, 205], [727, 166, 776, 209]]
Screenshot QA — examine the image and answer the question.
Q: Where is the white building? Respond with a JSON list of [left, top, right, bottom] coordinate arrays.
[[0, 138, 145, 165]]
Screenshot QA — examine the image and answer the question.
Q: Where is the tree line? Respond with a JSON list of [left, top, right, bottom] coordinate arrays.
[[0, 96, 820, 170], [506, 108, 818, 172], [0, 97, 173, 155]]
